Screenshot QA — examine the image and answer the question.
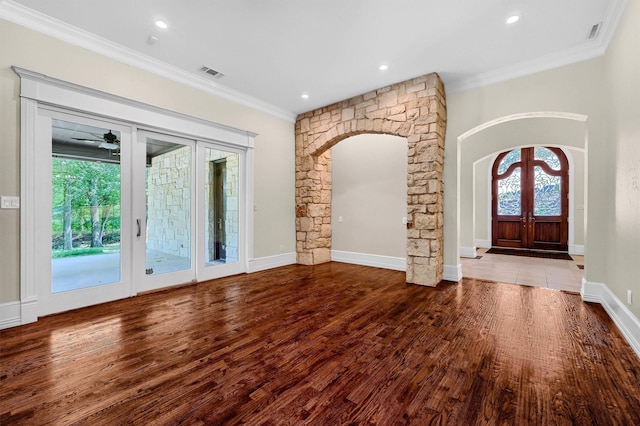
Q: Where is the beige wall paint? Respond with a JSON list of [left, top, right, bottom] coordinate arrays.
[[1, 3, 638, 323], [445, 0, 639, 324], [458, 118, 586, 253], [331, 134, 407, 258], [0, 19, 295, 303], [443, 57, 608, 284], [603, 0, 640, 320]]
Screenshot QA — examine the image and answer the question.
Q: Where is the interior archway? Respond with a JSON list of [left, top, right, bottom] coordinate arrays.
[[453, 112, 588, 281], [331, 134, 407, 269], [295, 73, 447, 286]]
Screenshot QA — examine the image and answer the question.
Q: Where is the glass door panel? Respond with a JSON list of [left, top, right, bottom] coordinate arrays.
[[197, 144, 245, 280], [37, 111, 132, 316], [145, 139, 192, 275], [51, 119, 123, 292], [492, 146, 568, 251], [204, 148, 239, 265], [135, 132, 196, 292], [134, 134, 245, 291]]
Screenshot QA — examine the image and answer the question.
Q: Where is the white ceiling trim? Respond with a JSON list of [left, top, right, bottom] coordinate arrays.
[[446, 0, 628, 94], [2, 0, 628, 116], [446, 41, 605, 94], [0, 0, 298, 123]]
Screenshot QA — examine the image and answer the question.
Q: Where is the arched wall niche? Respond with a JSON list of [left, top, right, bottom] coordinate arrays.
[[295, 73, 447, 286]]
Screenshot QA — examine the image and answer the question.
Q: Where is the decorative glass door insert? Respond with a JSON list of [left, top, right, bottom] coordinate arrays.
[[492, 147, 569, 251]]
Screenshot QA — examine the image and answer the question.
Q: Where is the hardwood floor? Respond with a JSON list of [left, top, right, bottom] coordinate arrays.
[[1, 263, 639, 425]]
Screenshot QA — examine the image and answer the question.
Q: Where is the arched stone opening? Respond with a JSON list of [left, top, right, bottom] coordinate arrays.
[[295, 74, 447, 286]]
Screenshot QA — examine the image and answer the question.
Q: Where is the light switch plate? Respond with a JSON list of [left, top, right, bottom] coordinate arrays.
[[1, 196, 20, 209]]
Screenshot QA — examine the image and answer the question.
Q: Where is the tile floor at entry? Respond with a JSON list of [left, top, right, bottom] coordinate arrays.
[[461, 248, 584, 293]]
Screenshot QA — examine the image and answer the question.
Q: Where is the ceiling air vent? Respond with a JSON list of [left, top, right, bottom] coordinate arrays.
[[199, 66, 224, 79], [587, 22, 602, 40]]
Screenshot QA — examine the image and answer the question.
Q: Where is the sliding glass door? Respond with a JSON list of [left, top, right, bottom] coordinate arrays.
[[197, 143, 245, 281], [134, 133, 246, 292], [19, 69, 255, 323], [134, 132, 196, 292], [37, 110, 133, 316], [37, 122, 248, 314]]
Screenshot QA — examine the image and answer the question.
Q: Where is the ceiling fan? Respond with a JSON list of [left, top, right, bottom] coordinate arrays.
[[72, 130, 120, 150]]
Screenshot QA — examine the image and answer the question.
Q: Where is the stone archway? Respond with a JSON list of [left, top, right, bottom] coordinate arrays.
[[295, 73, 447, 286]]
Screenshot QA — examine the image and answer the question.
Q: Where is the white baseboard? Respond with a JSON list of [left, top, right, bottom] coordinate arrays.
[[443, 264, 463, 282], [581, 278, 640, 359], [331, 250, 406, 271], [475, 239, 491, 249], [248, 252, 296, 273], [569, 245, 585, 256], [0, 298, 38, 330], [0, 301, 22, 329], [460, 246, 477, 258]]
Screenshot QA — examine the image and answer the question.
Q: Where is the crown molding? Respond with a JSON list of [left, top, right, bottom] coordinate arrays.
[[445, 0, 628, 94], [0, 0, 297, 123], [1, 0, 628, 112]]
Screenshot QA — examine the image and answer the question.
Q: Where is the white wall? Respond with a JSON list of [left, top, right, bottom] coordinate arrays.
[[331, 134, 407, 259], [0, 18, 295, 303]]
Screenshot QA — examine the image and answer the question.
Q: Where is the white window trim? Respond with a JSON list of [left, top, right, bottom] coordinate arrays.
[[14, 66, 256, 325]]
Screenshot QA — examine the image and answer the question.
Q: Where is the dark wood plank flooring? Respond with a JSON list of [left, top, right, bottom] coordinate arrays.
[[1, 263, 639, 425]]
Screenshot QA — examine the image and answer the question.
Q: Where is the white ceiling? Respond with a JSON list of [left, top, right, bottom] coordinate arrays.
[[2, 0, 627, 120]]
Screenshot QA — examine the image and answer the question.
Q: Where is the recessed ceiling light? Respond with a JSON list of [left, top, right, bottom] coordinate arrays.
[[506, 15, 520, 24], [155, 20, 168, 29], [379, 64, 389, 71], [301, 93, 309, 99]]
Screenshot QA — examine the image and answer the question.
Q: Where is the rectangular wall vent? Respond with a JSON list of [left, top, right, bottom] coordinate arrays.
[[199, 66, 225, 79], [587, 22, 602, 40]]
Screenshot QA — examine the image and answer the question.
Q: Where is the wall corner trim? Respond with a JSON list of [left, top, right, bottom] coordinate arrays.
[[581, 279, 640, 359], [475, 240, 491, 249], [569, 245, 585, 256], [443, 264, 463, 282], [460, 246, 477, 259]]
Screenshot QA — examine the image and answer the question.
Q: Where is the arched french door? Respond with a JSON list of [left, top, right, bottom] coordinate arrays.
[[492, 147, 569, 251]]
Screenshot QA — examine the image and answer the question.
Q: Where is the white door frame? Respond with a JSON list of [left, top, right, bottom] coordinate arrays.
[[134, 130, 198, 293], [15, 66, 256, 324], [196, 141, 248, 282]]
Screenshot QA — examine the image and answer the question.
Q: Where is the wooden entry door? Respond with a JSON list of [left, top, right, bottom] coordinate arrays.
[[492, 147, 569, 251]]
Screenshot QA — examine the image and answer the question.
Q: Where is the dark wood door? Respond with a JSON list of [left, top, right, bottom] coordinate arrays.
[[492, 147, 569, 251]]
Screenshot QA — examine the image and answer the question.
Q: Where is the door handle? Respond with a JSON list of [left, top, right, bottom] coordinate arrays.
[[136, 219, 141, 237]]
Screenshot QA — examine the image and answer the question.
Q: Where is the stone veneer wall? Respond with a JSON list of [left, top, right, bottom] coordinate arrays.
[[204, 150, 239, 263], [295, 73, 447, 286], [147, 146, 192, 258], [146, 147, 240, 262]]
